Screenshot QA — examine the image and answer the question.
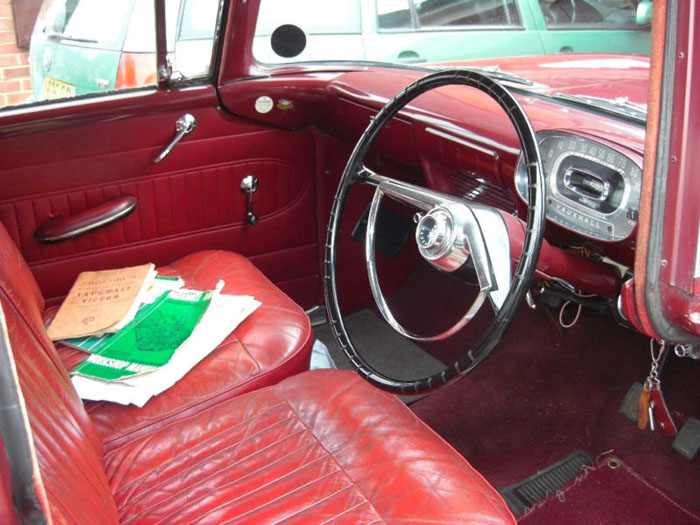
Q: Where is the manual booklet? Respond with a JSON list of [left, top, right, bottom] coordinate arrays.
[[61, 274, 185, 353], [47, 263, 156, 340], [71, 288, 212, 381]]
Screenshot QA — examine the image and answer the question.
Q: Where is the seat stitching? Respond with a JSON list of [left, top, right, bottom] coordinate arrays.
[[128, 436, 319, 524], [270, 391, 385, 520], [274, 485, 362, 524], [43, 479, 101, 523], [120, 426, 309, 516], [100, 327, 311, 452], [317, 499, 380, 525], [112, 401, 289, 494], [277, 379, 508, 523], [193, 461, 343, 524], [236, 338, 262, 376], [350, 373, 513, 517]]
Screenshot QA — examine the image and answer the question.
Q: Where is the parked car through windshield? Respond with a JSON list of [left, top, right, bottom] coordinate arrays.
[[25, 0, 651, 104]]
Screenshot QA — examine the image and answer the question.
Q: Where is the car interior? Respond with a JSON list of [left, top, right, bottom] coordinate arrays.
[[0, 0, 698, 523]]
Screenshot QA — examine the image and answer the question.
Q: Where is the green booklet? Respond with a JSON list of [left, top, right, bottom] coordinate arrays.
[[61, 275, 185, 353], [72, 288, 212, 381]]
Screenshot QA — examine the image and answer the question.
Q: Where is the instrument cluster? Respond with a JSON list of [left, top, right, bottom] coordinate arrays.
[[515, 131, 642, 242]]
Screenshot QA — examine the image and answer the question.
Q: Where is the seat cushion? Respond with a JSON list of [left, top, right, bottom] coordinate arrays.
[[56, 251, 312, 452], [104, 369, 515, 524]]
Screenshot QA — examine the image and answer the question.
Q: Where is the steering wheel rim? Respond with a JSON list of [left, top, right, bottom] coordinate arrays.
[[324, 69, 546, 395]]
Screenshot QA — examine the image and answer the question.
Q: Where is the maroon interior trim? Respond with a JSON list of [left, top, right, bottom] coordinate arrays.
[[34, 196, 137, 244], [0, 87, 218, 139], [632, 0, 667, 337], [154, 0, 168, 90], [0, 305, 48, 522]]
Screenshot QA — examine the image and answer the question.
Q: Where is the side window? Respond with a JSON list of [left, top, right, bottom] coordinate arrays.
[[255, 0, 362, 36], [0, 0, 222, 111], [539, 0, 642, 28], [377, 0, 413, 29], [175, 0, 222, 79], [378, 0, 521, 30], [253, 0, 362, 63], [414, 0, 520, 26]]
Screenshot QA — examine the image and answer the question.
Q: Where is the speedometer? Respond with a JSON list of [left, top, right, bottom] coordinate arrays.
[[515, 131, 642, 242]]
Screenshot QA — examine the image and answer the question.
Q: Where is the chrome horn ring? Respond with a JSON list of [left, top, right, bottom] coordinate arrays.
[[365, 177, 500, 342]]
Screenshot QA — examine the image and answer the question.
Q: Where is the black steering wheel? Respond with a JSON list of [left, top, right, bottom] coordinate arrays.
[[324, 70, 546, 395]]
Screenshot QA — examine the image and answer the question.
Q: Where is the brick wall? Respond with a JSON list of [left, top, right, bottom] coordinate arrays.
[[0, 0, 32, 107]]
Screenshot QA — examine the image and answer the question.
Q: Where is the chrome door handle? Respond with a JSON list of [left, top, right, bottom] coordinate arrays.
[[153, 113, 197, 163], [240, 175, 259, 224]]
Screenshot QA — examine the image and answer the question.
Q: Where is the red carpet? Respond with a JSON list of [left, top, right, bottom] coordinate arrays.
[[520, 457, 700, 524], [402, 263, 700, 516]]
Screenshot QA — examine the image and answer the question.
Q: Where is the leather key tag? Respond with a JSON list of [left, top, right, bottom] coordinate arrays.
[[649, 386, 678, 436], [637, 383, 651, 429]]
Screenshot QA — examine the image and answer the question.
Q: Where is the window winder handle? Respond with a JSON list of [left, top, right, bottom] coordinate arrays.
[[153, 114, 197, 163]]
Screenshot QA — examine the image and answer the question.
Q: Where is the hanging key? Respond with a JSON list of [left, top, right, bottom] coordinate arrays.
[[648, 379, 677, 436], [637, 380, 651, 429], [647, 401, 656, 432], [637, 339, 678, 436]]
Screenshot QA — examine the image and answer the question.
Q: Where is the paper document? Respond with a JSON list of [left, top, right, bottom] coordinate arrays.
[[71, 293, 261, 406], [47, 263, 156, 340], [72, 288, 212, 381]]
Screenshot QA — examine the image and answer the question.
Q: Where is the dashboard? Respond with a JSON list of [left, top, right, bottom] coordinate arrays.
[[514, 131, 643, 242], [222, 66, 647, 266]]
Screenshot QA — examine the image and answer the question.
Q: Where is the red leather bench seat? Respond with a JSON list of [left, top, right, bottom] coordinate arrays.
[[104, 370, 514, 523], [2, 218, 312, 452], [4, 297, 514, 523], [0, 219, 514, 523]]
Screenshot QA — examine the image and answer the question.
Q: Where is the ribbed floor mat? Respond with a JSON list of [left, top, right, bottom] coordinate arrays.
[[499, 450, 593, 515], [313, 309, 446, 381]]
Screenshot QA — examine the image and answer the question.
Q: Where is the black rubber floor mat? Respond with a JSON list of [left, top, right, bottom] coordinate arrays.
[[499, 450, 593, 515]]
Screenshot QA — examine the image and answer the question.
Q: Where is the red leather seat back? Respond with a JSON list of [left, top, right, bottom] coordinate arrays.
[[0, 222, 119, 523]]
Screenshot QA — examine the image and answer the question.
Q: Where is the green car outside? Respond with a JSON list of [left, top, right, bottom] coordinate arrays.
[[30, 0, 652, 104], [30, 0, 217, 101], [31, 0, 142, 101], [345, 0, 653, 64]]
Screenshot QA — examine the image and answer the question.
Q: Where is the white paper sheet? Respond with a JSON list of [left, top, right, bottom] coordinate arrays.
[[72, 291, 261, 406]]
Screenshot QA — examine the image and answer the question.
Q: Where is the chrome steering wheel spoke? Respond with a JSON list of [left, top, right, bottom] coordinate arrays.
[[363, 174, 512, 341]]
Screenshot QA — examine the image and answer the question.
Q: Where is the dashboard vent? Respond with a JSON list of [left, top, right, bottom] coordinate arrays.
[[451, 172, 516, 212]]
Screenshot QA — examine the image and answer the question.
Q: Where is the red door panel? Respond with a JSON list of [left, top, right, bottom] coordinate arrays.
[[0, 91, 321, 308]]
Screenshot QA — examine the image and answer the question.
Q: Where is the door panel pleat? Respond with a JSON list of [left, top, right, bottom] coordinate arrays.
[[0, 122, 320, 306]]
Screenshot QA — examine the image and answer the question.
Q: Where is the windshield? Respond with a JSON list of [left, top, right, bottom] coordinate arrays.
[[253, 0, 652, 118]]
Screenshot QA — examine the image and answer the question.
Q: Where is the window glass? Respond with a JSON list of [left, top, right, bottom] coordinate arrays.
[[0, 0, 222, 111], [255, 0, 649, 65], [179, 0, 220, 40], [253, 0, 363, 63], [173, 0, 221, 79], [123, 0, 180, 53], [377, 0, 413, 29], [255, 0, 362, 36], [540, 0, 640, 28], [413, 0, 520, 27], [42, 0, 133, 51]]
